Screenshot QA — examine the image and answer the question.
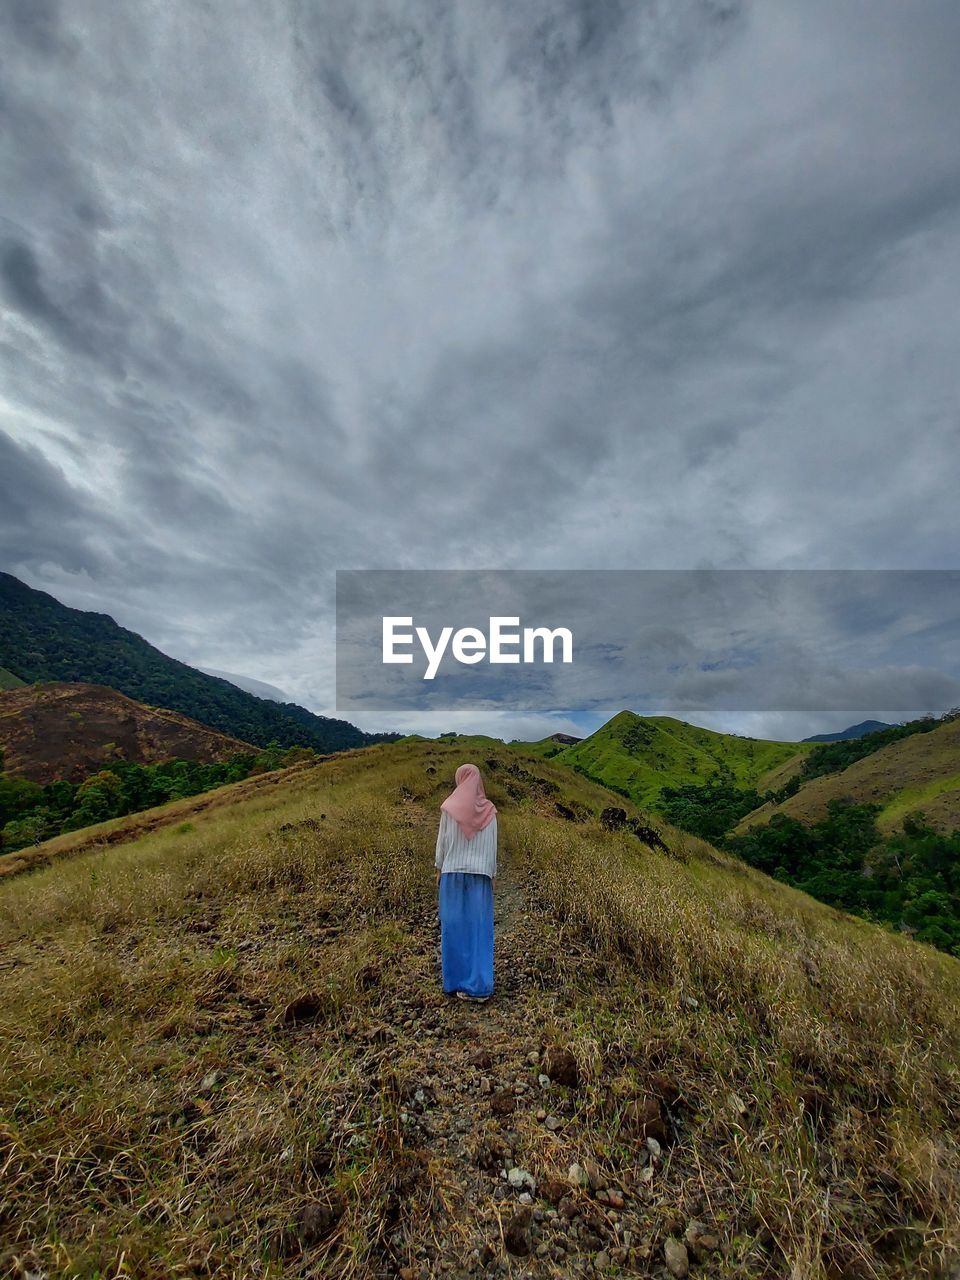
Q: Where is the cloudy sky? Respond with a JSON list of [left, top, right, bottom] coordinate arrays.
[[2, 0, 959, 738]]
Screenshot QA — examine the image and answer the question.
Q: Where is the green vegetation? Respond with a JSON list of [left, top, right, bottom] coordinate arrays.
[[879, 773, 960, 828], [658, 778, 764, 844], [649, 710, 960, 956], [551, 710, 808, 808], [728, 803, 960, 956], [0, 744, 316, 853], [802, 718, 894, 743], [516, 733, 582, 759], [0, 572, 398, 753], [0, 666, 25, 690], [656, 769, 960, 956]]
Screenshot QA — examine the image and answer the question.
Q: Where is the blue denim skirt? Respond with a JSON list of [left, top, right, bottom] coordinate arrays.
[[439, 871, 494, 997]]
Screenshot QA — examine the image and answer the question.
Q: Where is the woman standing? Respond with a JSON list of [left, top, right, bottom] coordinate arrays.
[[435, 763, 497, 1002]]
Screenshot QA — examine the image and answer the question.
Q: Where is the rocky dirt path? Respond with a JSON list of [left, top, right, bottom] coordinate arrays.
[[358, 843, 676, 1280]]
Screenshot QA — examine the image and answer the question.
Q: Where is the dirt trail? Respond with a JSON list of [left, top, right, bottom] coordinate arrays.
[[359, 843, 657, 1280]]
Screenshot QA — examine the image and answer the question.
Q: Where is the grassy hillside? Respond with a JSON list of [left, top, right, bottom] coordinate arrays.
[[551, 710, 810, 810], [0, 666, 25, 691], [0, 573, 394, 754], [736, 715, 960, 836], [1, 741, 958, 1278], [0, 681, 255, 784]]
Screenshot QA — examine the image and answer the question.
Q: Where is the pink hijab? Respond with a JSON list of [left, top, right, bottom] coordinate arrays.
[[441, 763, 497, 839]]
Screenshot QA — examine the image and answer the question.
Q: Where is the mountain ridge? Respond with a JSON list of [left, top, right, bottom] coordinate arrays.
[[0, 573, 395, 754], [802, 719, 897, 743]]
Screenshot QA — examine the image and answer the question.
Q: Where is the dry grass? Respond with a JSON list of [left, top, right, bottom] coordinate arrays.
[[510, 812, 960, 1278], [1, 740, 958, 1278], [0, 681, 255, 786]]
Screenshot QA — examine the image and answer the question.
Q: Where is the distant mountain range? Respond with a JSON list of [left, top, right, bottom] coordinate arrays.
[[0, 573, 397, 755], [197, 668, 291, 702], [802, 719, 897, 743]]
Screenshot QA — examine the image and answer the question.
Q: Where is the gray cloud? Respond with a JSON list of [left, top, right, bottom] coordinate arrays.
[[0, 429, 121, 575], [1, 0, 959, 732]]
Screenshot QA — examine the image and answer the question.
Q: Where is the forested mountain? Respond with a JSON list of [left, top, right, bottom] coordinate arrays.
[[0, 574, 396, 753]]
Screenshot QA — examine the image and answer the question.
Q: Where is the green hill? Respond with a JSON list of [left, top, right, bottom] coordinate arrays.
[[736, 713, 960, 836], [551, 710, 810, 810], [0, 666, 25, 690], [0, 573, 396, 754], [1, 739, 957, 1278]]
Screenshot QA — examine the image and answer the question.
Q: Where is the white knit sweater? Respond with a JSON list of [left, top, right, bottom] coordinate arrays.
[[434, 810, 497, 879]]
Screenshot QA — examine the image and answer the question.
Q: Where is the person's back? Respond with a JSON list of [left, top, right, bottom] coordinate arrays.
[[435, 807, 497, 879], [435, 763, 497, 1001]]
